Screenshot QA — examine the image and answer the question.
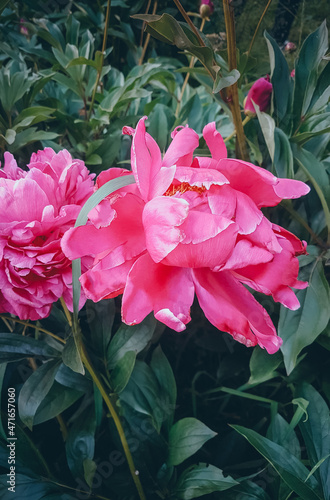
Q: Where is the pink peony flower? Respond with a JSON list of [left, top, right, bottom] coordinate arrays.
[[0, 148, 95, 320], [62, 118, 310, 354], [244, 75, 273, 117]]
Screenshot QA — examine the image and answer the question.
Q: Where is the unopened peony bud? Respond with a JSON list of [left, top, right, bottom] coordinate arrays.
[[244, 75, 273, 117], [199, 0, 214, 18], [284, 41, 296, 53]]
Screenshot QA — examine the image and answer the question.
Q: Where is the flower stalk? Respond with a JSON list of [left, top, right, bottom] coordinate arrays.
[[222, 0, 249, 161], [88, 0, 111, 120], [61, 298, 147, 500]]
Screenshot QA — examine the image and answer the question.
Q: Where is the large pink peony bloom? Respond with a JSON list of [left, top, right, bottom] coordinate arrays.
[[0, 148, 95, 320], [62, 117, 310, 354]]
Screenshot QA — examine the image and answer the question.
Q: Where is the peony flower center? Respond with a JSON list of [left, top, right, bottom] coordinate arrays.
[[164, 182, 206, 197]]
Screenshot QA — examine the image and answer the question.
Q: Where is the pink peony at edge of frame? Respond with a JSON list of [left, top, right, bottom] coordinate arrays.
[[0, 148, 95, 320]]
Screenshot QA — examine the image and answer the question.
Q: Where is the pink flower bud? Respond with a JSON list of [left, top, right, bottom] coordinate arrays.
[[199, 0, 214, 18], [284, 41, 296, 53], [290, 69, 295, 78], [244, 75, 273, 117]]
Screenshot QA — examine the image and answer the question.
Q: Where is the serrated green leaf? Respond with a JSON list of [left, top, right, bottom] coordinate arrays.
[[175, 463, 238, 499], [168, 418, 217, 466], [18, 359, 61, 430]]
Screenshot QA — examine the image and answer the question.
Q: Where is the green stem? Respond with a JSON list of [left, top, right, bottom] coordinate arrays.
[[0, 315, 66, 344], [247, 0, 272, 59], [72, 317, 147, 500], [88, 0, 111, 120], [222, 0, 249, 161], [175, 17, 206, 117], [173, 0, 205, 47], [224, 115, 251, 143]]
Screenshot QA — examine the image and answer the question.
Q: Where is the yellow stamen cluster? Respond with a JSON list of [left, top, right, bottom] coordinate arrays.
[[164, 182, 206, 197]]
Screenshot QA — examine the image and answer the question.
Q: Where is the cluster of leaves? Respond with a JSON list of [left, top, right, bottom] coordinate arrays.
[[0, 2, 330, 500]]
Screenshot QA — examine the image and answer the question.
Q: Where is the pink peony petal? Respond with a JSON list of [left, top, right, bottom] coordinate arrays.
[[216, 158, 310, 207], [162, 126, 199, 168], [143, 196, 189, 263], [193, 268, 282, 354], [202, 122, 227, 160], [122, 253, 195, 332]]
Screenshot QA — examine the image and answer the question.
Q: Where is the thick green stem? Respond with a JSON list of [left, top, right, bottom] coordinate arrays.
[[222, 0, 249, 161]]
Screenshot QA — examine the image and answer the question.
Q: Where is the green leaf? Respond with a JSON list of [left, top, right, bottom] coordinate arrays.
[[3, 129, 16, 145], [232, 425, 322, 500], [119, 360, 160, 425], [175, 463, 238, 499], [255, 105, 275, 161], [267, 414, 301, 459], [147, 104, 169, 152], [150, 346, 177, 429], [308, 61, 330, 114], [214, 480, 272, 499], [0, 0, 10, 15], [274, 128, 294, 178], [0, 474, 55, 499], [296, 383, 330, 498], [107, 314, 156, 369], [0, 333, 61, 363], [264, 31, 291, 127], [83, 458, 97, 489], [65, 407, 96, 479], [72, 175, 135, 316], [168, 417, 217, 466], [213, 69, 240, 94], [18, 359, 61, 430], [66, 56, 99, 70], [34, 382, 84, 426], [85, 299, 115, 360], [132, 13, 217, 80], [62, 335, 84, 375], [9, 128, 59, 153], [279, 261, 330, 374], [293, 21, 329, 126], [248, 346, 282, 385], [111, 351, 136, 393]]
